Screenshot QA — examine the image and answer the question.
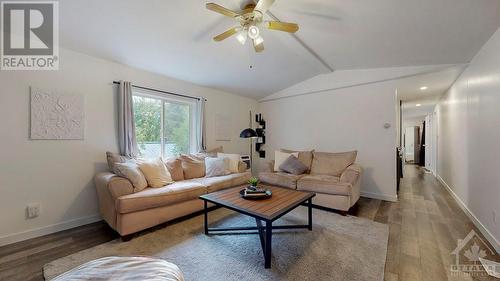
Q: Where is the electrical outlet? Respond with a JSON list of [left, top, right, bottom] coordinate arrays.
[[26, 203, 40, 219]]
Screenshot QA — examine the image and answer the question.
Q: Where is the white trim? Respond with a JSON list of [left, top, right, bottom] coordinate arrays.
[[0, 214, 102, 247], [437, 175, 500, 254], [360, 191, 398, 202]]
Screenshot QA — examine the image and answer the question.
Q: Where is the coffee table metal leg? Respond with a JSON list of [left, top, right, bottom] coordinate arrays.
[[204, 200, 208, 235], [265, 221, 272, 268], [308, 198, 313, 231], [256, 219, 266, 255]]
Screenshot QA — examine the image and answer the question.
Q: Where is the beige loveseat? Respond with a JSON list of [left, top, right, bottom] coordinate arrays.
[[95, 153, 250, 238], [259, 150, 362, 215]]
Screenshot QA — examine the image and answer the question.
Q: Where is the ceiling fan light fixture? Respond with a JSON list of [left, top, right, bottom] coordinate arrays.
[[236, 31, 247, 45], [254, 36, 264, 45], [248, 25, 260, 39]]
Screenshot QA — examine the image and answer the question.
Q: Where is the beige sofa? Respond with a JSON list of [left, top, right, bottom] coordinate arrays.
[[95, 154, 250, 238], [259, 150, 362, 215]]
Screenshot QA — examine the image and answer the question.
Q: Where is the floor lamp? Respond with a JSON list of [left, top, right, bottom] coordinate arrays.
[[239, 111, 257, 170]]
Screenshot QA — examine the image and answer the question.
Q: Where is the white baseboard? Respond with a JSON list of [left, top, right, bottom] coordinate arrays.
[[0, 214, 102, 247], [437, 175, 500, 254], [360, 191, 398, 202]]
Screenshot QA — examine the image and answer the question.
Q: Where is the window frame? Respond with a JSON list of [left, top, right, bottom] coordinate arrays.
[[132, 88, 198, 159]]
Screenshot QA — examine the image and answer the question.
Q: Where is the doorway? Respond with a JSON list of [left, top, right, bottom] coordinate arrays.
[[404, 126, 421, 164]]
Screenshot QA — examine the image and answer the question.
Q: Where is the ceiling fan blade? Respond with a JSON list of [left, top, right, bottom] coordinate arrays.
[[267, 21, 299, 33], [206, 3, 240, 18], [213, 27, 239, 41], [254, 0, 275, 14], [253, 39, 264, 52]]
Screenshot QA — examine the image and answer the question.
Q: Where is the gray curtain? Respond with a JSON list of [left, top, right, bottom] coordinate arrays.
[[196, 98, 206, 152], [117, 81, 139, 157]]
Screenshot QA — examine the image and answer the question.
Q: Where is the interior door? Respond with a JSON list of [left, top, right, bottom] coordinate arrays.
[[404, 127, 415, 161], [425, 115, 432, 170]]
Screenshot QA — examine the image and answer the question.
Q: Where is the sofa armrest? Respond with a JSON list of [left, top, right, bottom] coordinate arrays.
[[94, 172, 134, 230], [95, 172, 134, 199], [340, 164, 362, 185]]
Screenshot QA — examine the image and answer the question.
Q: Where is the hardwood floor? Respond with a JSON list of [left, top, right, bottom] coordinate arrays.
[[0, 165, 497, 280], [351, 165, 498, 281]]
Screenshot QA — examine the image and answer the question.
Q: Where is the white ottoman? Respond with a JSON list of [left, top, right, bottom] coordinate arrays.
[[51, 256, 184, 281]]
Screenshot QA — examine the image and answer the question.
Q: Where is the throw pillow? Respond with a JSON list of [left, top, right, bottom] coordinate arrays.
[[114, 161, 148, 192], [279, 155, 308, 175], [203, 146, 224, 157], [205, 157, 231, 177], [280, 149, 314, 172], [179, 154, 206, 179], [164, 158, 184, 181], [274, 150, 299, 172], [106, 152, 132, 174], [311, 151, 358, 177], [136, 158, 173, 188], [217, 153, 240, 173]]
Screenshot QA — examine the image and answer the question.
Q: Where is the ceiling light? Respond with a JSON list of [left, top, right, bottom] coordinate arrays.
[[254, 36, 264, 46], [420, 86, 428, 91], [416, 104, 422, 107], [248, 25, 260, 40], [236, 31, 247, 45]]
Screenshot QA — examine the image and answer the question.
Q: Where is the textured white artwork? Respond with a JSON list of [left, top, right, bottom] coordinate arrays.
[[30, 89, 85, 140]]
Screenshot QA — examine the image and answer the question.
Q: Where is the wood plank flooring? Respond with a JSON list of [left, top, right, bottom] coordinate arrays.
[[350, 165, 498, 281], [0, 165, 497, 280]]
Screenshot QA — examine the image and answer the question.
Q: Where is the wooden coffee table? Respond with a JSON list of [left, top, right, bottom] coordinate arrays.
[[199, 184, 315, 268]]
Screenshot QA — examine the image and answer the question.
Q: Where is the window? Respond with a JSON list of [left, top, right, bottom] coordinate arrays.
[[132, 90, 197, 159]]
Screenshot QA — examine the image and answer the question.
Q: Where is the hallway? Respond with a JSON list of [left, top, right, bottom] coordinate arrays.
[[353, 165, 498, 281]]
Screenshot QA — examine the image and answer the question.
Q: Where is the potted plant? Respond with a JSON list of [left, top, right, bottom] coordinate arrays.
[[248, 177, 259, 190]]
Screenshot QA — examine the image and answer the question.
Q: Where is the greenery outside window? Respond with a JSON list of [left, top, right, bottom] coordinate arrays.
[[132, 90, 197, 159]]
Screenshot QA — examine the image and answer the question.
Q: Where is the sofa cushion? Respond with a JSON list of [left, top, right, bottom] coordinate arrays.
[[114, 162, 148, 192], [116, 181, 207, 214], [274, 150, 299, 172], [164, 158, 184, 181], [279, 155, 308, 175], [179, 154, 206, 179], [106, 152, 132, 174], [297, 174, 352, 196], [310, 151, 357, 177], [204, 146, 224, 157], [137, 158, 174, 188], [281, 149, 314, 172], [205, 157, 231, 177], [238, 161, 248, 173], [191, 172, 251, 193], [258, 172, 304, 189], [217, 153, 240, 173]]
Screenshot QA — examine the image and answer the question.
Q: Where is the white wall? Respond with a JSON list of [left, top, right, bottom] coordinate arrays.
[[259, 75, 398, 202], [435, 27, 500, 251], [0, 48, 258, 246]]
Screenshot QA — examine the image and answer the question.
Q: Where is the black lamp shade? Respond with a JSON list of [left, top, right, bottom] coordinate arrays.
[[240, 128, 257, 138]]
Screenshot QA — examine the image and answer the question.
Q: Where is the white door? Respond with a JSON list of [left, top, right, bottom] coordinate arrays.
[[425, 115, 432, 170], [404, 127, 415, 161], [432, 111, 438, 175]]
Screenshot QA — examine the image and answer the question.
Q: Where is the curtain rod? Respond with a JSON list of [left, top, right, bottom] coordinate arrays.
[[112, 81, 206, 101]]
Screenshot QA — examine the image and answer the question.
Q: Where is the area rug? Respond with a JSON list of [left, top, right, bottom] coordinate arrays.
[[44, 208, 388, 281]]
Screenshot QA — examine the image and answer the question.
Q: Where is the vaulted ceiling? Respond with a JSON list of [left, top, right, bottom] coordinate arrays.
[[59, 0, 500, 99]]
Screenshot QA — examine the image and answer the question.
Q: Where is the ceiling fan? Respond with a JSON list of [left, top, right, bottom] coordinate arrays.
[[206, 0, 299, 52]]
